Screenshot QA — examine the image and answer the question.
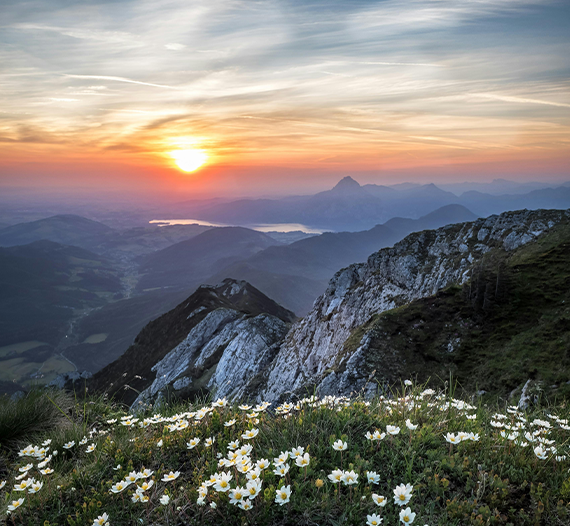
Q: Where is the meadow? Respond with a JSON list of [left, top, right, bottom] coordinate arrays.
[[1, 383, 569, 525]]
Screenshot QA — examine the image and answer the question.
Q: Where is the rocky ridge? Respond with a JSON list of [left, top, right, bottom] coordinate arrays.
[[260, 208, 570, 400]]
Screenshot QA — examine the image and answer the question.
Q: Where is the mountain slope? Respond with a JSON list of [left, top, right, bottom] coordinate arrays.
[[260, 208, 570, 400], [89, 279, 295, 406], [0, 214, 113, 249], [136, 227, 281, 291], [209, 205, 478, 315]]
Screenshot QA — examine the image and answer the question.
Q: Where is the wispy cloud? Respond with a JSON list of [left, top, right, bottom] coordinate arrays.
[[63, 75, 181, 90]]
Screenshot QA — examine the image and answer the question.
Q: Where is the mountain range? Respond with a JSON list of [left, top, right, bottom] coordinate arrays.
[[82, 207, 570, 406]]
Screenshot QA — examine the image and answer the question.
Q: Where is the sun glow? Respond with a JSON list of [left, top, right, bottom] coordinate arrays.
[[169, 149, 208, 172]]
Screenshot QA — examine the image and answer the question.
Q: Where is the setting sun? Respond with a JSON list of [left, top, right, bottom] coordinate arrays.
[[169, 149, 208, 172]]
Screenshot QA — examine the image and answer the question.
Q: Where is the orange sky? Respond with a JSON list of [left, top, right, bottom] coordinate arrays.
[[1, 0, 569, 197]]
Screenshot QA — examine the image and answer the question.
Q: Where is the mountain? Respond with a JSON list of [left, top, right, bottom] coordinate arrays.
[[87, 279, 295, 405], [209, 204, 478, 315], [260, 208, 570, 401], [0, 240, 123, 386], [136, 227, 281, 292], [0, 214, 113, 249], [86, 207, 570, 407]]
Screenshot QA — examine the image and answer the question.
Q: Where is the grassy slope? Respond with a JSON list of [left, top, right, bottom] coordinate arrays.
[[339, 222, 570, 402]]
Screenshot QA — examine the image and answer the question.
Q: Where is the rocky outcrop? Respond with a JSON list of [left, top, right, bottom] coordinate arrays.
[[260, 208, 570, 400], [132, 309, 288, 407]]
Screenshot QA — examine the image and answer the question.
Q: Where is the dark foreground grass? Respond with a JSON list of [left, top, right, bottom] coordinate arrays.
[[1, 385, 570, 525]]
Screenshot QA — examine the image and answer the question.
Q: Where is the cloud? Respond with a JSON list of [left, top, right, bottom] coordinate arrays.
[[472, 93, 570, 109], [64, 75, 181, 90], [165, 43, 186, 50]]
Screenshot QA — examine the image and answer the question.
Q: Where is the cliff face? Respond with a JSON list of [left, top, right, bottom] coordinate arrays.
[[87, 278, 295, 407], [260, 209, 570, 400]]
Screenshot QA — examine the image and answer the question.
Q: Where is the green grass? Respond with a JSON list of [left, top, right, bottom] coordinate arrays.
[[1, 385, 570, 525]]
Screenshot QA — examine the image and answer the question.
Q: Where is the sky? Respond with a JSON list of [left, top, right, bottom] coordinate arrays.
[[1, 0, 569, 197]]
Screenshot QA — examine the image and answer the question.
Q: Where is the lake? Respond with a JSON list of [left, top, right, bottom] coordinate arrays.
[[150, 219, 325, 234]]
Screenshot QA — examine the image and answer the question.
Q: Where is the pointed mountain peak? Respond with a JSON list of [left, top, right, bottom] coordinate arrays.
[[333, 176, 360, 190]]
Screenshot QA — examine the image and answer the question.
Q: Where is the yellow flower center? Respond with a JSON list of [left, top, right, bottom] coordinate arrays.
[[399, 494, 406, 500], [404, 517, 409, 523], [221, 481, 227, 488], [281, 492, 287, 499]]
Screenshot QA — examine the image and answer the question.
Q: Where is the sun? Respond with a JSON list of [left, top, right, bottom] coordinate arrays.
[[169, 149, 208, 172]]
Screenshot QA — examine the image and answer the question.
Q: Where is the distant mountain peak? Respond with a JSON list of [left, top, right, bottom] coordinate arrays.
[[332, 176, 361, 192]]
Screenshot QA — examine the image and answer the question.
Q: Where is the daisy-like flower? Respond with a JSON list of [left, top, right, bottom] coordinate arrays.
[[295, 453, 310, 468], [28, 481, 43, 493], [386, 425, 401, 435], [273, 463, 290, 477], [224, 419, 236, 427], [332, 439, 347, 451], [256, 458, 270, 470], [0, 481, 5, 490], [139, 468, 153, 478], [205, 437, 215, 448], [159, 494, 170, 505], [239, 404, 252, 411], [444, 432, 461, 444], [86, 444, 96, 453], [7, 498, 25, 514], [229, 486, 246, 505], [239, 500, 253, 510], [242, 428, 259, 440], [367, 513, 383, 526], [372, 494, 387, 507], [289, 446, 305, 459], [367, 471, 380, 484], [213, 472, 232, 492], [156, 439, 163, 447], [19, 464, 33, 472], [40, 468, 54, 475], [138, 480, 154, 492], [14, 478, 34, 492], [213, 398, 228, 407], [341, 470, 358, 485], [110, 481, 129, 493], [274, 451, 290, 466], [328, 469, 343, 484], [246, 479, 262, 500], [79, 437, 88, 445], [534, 445, 548, 460], [92, 512, 110, 526], [228, 440, 240, 450], [399, 506, 416, 524], [405, 419, 418, 431], [246, 467, 262, 482], [187, 438, 200, 449], [162, 471, 180, 482], [393, 483, 413, 506], [275, 484, 291, 506]]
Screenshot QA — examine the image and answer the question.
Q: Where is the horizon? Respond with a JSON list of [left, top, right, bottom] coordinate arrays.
[[1, 0, 569, 198]]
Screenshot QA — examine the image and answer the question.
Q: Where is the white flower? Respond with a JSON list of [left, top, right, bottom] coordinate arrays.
[[367, 471, 380, 484], [161, 471, 180, 482], [160, 494, 170, 505], [213, 472, 232, 492], [242, 428, 259, 440], [405, 419, 418, 431], [229, 486, 246, 505], [92, 512, 110, 526], [224, 419, 236, 427], [404, 380, 413, 386], [28, 481, 43, 493], [157, 439, 163, 447], [275, 485, 291, 505], [186, 438, 200, 449], [367, 513, 383, 525], [386, 425, 400, 435], [273, 463, 290, 477], [256, 458, 270, 470], [444, 432, 461, 444], [399, 506, 416, 524], [295, 453, 310, 468], [393, 483, 413, 506], [332, 439, 347, 451], [328, 469, 343, 484], [238, 500, 253, 510], [372, 493, 387, 507], [534, 445, 548, 460], [110, 481, 129, 493], [7, 498, 25, 513], [341, 470, 358, 486]]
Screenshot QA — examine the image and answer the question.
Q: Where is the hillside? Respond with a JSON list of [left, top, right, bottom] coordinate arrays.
[[0, 214, 112, 249], [136, 227, 281, 291], [210, 205, 478, 315], [88, 279, 296, 405]]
